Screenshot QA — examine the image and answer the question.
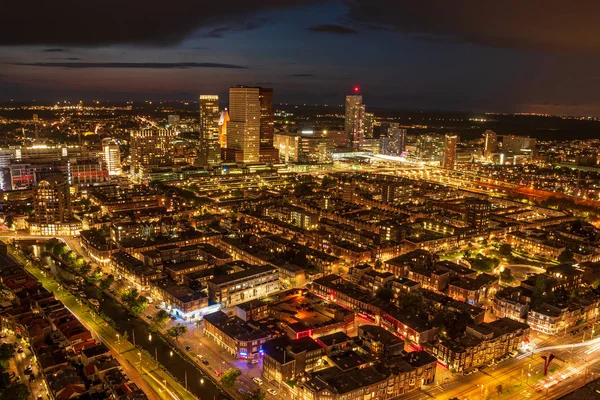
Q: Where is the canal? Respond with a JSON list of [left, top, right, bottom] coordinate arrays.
[[81, 283, 231, 400]]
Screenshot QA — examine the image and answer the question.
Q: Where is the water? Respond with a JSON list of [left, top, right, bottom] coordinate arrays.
[[82, 284, 231, 400]]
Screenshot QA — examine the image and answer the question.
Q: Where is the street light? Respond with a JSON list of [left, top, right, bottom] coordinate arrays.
[[116, 334, 120, 344]]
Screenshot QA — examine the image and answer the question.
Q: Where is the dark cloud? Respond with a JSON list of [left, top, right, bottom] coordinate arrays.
[[0, 1, 312, 46], [43, 48, 65, 52], [288, 73, 314, 77], [8, 62, 248, 69], [50, 57, 82, 61], [344, 0, 600, 52], [309, 24, 359, 35]]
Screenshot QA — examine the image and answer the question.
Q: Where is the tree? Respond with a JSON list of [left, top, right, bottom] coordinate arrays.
[[220, 368, 242, 388], [248, 389, 266, 400], [0, 383, 30, 400], [397, 292, 424, 317], [293, 182, 313, 197], [375, 287, 394, 302], [130, 296, 149, 316], [532, 275, 546, 306], [0, 343, 16, 369], [500, 268, 514, 284], [154, 309, 170, 329], [496, 384, 503, 397], [558, 249, 575, 264], [99, 274, 115, 290], [80, 263, 92, 276], [121, 289, 140, 304], [498, 244, 512, 257], [166, 324, 187, 341]]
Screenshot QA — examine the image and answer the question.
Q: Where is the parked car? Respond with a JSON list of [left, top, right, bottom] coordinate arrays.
[[238, 389, 246, 395], [186, 345, 192, 351], [201, 359, 209, 366], [250, 359, 259, 365], [267, 389, 277, 396], [252, 377, 263, 385]]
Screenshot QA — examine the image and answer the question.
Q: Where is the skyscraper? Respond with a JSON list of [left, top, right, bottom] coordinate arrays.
[[259, 88, 274, 148], [388, 123, 407, 156], [130, 127, 176, 176], [218, 109, 230, 149], [199, 95, 221, 165], [345, 94, 365, 150], [228, 86, 261, 164], [364, 112, 375, 139], [416, 134, 444, 162], [483, 130, 497, 160], [167, 114, 180, 128], [102, 138, 121, 176], [32, 174, 72, 234], [442, 134, 458, 169]]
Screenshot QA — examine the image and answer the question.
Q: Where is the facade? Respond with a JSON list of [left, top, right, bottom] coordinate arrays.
[[129, 127, 176, 176], [207, 265, 279, 307], [345, 94, 365, 150], [386, 123, 406, 156], [218, 109, 230, 148], [416, 134, 444, 162], [262, 336, 324, 384], [483, 130, 497, 160], [30, 174, 79, 235], [465, 199, 491, 232], [228, 86, 261, 164], [259, 88, 274, 148], [442, 134, 458, 169], [432, 318, 529, 372], [203, 311, 270, 359], [199, 95, 221, 165], [101, 138, 121, 176]]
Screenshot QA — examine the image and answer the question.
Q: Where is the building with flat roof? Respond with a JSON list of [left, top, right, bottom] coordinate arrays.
[[207, 265, 279, 307], [203, 311, 270, 359]]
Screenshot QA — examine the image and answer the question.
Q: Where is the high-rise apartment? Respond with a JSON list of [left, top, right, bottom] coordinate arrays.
[[228, 87, 261, 164], [130, 127, 176, 176], [218, 109, 230, 149], [199, 95, 221, 165], [102, 138, 121, 176], [442, 134, 458, 169], [483, 130, 497, 160], [30, 174, 79, 235], [388, 123, 407, 156], [416, 134, 444, 162], [345, 94, 365, 150], [259, 88, 274, 148]]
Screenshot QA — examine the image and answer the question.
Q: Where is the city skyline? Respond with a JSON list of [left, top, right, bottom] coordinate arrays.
[[3, 2, 600, 116]]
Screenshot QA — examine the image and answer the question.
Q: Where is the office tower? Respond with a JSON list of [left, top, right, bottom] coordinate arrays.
[[259, 88, 274, 148], [228, 86, 261, 164], [33, 174, 71, 226], [102, 138, 121, 176], [199, 95, 221, 165], [167, 114, 180, 128], [501, 135, 537, 155], [364, 112, 375, 139], [465, 199, 491, 233], [388, 123, 407, 156], [442, 134, 458, 169], [218, 109, 230, 148], [416, 134, 444, 162], [345, 94, 365, 150], [483, 130, 497, 160], [130, 127, 176, 175]]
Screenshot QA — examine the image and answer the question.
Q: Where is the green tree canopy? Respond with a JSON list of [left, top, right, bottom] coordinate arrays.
[[220, 368, 242, 388]]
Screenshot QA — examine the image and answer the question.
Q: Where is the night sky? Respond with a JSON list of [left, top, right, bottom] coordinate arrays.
[[2, 0, 600, 115]]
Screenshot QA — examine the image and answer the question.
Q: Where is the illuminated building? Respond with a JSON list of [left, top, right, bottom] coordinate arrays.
[[101, 138, 121, 176], [364, 112, 374, 139], [208, 265, 279, 307], [228, 86, 261, 164], [167, 114, 180, 128], [259, 87, 274, 148], [465, 199, 491, 232], [385, 123, 406, 156], [442, 134, 458, 169], [416, 133, 444, 162], [218, 109, 230, 148], [345, 94, 365, 150], [483, 130, 497, 160], [501, 134, 537, 155], [129, 127, 176, 178], [30, 174, 80, 235], [199, 95, 221, 165]]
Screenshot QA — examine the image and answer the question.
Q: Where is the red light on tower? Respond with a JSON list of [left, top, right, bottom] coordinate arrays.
[[353, 86, 360, 93]]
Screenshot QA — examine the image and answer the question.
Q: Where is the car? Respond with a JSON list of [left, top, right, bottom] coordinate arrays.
[[250, 359, 259, 365], [17, 347, 23, 353], [238, 389, 246, 395], [146, 315, 152, 319], [186, 345, 192, 351], [215, 370, 223, 377], [24, 366, 32, 374], [267, 389, 278, 396], [201, 359, 209, 366], [170, 316, 177, 320], [252, 377, 263, 385]]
